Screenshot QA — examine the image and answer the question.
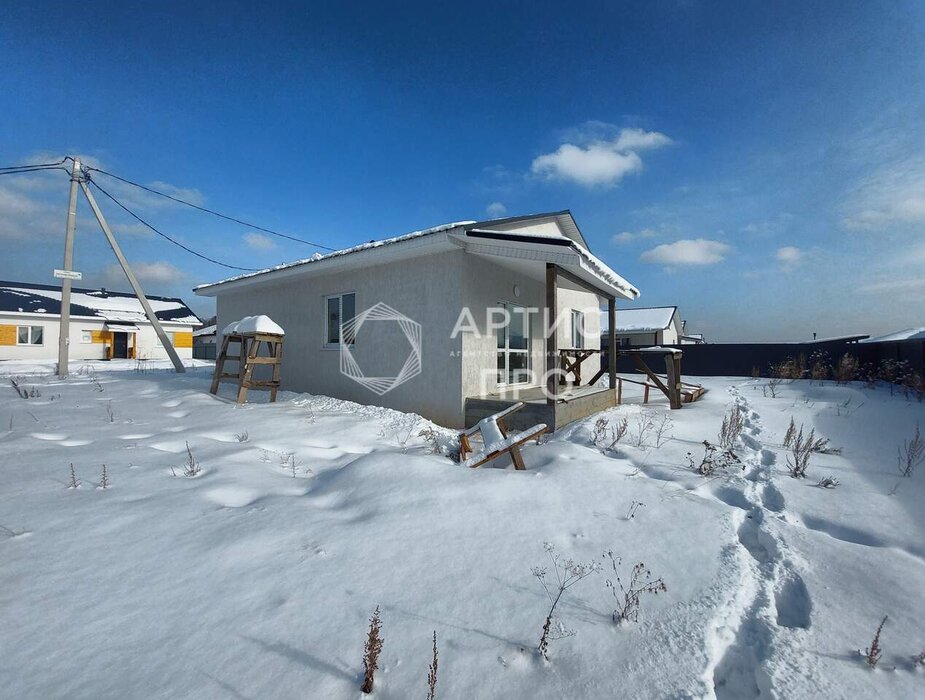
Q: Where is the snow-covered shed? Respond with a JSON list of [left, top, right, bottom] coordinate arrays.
[[0, 280, 200, 361], [610, 305, 683, 347]]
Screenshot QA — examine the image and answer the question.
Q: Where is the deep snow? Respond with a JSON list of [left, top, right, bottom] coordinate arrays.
[[1, 361, 924, 699]]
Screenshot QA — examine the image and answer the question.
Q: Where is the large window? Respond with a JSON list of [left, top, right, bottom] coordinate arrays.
[[325, 292, 356, 345], [496, 302, 530, 385], [17, 326, 43, 346], [570, 310, 585, 349]]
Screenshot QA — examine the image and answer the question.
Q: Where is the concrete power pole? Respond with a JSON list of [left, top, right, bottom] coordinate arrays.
[[56, 158, 81, 378], [79, 180, 186, 373]]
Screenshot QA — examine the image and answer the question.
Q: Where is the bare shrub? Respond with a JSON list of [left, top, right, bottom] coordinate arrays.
[[862, 615, 887, 667], [603, 551, 667, 623], [9, 378, 39, 399], [426, 631, 438, 700], [183, 442, 201, 477], [361, 606, 384, 694], [787, 425, 816, 478], [590, 416, 628, 451], [418, 426, 442, 454], [98, 464, 110, 489], [653, 413, 673, 448], [718, 404, 745, 450], [834, 354, 859, 384], [913, 649, 925, 667], [897, 423, 924, 477], [67, 463, 80, 489], [809, 350, 830, 382], [630, 410, 654, 448], [817, 476, 840, 489], [750, 366, 761, 379], [533, 543, 598, 661], [234, 430, 249, 443], [687, 440, 742, 476], [766, 376, 783, 398]]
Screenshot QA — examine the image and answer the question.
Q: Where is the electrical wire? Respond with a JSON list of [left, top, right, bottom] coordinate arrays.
[[0, 157, 68, 172], [87, 178, 260, 272], [85, 166, 336, 251]]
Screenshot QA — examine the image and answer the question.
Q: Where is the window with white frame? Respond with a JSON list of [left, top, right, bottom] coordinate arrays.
[[17, 325, 43, 346], [325, 292, 356, 345], [496, 301, 530, 385], [81, 330, 92, 344], [570, 310, 585, 349]]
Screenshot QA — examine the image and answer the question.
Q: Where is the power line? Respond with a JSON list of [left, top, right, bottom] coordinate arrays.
[[87, 178, 260, 272], [0, 157, 68, 171], [85, 166, 336, 251]]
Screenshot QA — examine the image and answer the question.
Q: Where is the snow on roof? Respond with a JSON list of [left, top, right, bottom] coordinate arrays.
[[222, 315, 285, 336], [859, 327, 925, 343], [614, 306, 678, 333], [194, 213, 640, 300], [0, 281, 200, 325], [195, 221, 475, 292], [192, 324, 216, 337]]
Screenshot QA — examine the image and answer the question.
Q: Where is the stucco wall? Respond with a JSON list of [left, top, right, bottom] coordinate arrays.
[[216, 249, 467, 427], [0, 315, 194, 362]]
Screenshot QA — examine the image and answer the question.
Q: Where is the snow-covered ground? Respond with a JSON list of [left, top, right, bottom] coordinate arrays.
[[1, 361, 924, 699]]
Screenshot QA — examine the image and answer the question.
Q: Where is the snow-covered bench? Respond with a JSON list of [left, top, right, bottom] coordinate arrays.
[[458, 402, 547, 470]]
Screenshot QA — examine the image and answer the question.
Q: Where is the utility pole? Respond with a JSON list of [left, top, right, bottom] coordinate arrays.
[[56, 158, 81, 378], [79, 180, 186, 373]]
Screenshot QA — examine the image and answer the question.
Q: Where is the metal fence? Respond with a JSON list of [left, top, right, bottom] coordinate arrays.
[[605, 338, 925, 378]]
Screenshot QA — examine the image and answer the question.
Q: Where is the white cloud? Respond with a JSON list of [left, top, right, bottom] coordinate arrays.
[[112, 222, 153, 238], [859, 277, 925, 295], [776, 246, 803, 264], [640, 239, 731, 266], [612, 127, 674, 151], [841, 158, 925, 230], [103, 261, 185, 285], [486, 201, 507, 218], [531, 127, 672, 187], [244, 232, 276, 250], [612, 228, 657, 245]]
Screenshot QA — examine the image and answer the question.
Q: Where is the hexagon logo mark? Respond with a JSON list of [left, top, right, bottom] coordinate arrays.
[[339, 302, 422, 395]]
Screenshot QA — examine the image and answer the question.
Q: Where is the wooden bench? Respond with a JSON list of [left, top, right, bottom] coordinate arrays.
[[458, 402, 547, 470]]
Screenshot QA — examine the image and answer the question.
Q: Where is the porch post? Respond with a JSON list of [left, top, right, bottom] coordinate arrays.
[[545, 263, 557, 406], [608, 296, 616, 394]]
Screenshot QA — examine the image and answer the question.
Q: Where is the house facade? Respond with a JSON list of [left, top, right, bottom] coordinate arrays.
[[195, 212, 638, 428], [613, 306, 683, 347], [0, 281, 199, 362]]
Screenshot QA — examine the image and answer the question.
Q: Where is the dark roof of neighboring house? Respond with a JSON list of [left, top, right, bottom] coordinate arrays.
[[0, 280, 200, 324]]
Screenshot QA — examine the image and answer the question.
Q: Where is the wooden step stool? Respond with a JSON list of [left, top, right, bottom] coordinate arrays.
[[210, 331, 284, 404]]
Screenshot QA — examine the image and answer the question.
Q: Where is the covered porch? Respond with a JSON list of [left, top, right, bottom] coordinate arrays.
[[458, 228, 690, 430]]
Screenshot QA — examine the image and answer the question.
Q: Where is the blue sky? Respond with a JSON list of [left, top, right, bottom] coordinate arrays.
[[1, 0, 923, 341]]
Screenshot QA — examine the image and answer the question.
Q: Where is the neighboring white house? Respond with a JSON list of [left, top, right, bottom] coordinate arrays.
[[195, 211, 639, 428], [0, 281, 200, 362], [612, 305, 683, 347]]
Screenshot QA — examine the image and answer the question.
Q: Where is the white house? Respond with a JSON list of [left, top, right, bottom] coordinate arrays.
[[0, 281, 200, 362], [195, 211, 639, 429], [613, 306, 683, 347]]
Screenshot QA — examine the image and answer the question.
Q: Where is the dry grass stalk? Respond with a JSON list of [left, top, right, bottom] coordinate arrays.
[[604, 552, 667, 623], [361, 606, 384, 694], [68, 463, 80, 489], [426, 631, 438, 700], [533, 543, 598, 661], [718, 404, 745, 449], [863, 615, 887, 667], [897, 423, 924, 477]]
